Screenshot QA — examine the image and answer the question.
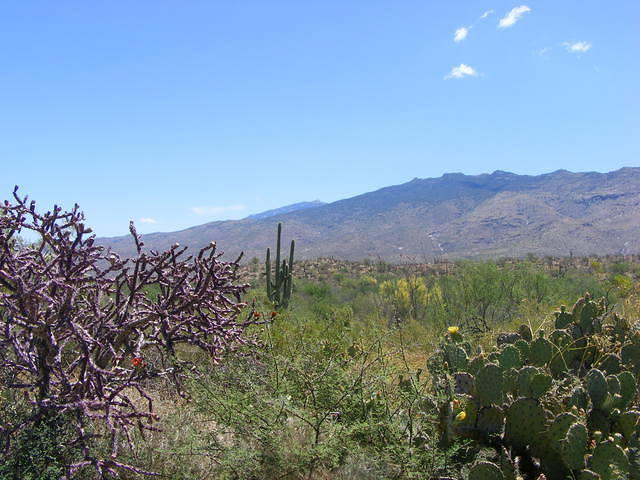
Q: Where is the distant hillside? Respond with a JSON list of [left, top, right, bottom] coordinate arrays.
[[99, 168, 640, 262], [247, 200, 326, 220]]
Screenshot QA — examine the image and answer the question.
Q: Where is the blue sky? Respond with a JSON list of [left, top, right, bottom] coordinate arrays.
[[1, 1, 638, 236]]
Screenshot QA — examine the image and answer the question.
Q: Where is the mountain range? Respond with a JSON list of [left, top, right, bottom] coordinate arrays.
[[99, 168, 640, 262]]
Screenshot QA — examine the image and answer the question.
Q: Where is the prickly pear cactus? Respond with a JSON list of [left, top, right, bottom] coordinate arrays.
[[468, 461, 504, 480], [505, 398, 548, 451], [476, 364, 503, 406], [529, 336, 553, 366], [586, 369, 609, 410], [568, 386, 589, 410], [561, 422, 588, 470], [499, 344, 523, 370], [517, 366, 551, 399], [514, 339, 530, 363], [555, 305, 573, 329], [477, 406, 505, 438], [615, 410, 640, 439], [597, 353, 621, 375], [427, 293, 640, 480], [621, 342, 640, 374], [589, 440, 629, 480], [444, 344, 469, 372]]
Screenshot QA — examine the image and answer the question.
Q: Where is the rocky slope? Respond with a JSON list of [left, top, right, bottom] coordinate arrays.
[[99, 168, 640, 262]]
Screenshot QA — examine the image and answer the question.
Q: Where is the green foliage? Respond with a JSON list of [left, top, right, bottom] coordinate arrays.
[[378, 276, 445, 324], [428, 293, 640, 480], [180, 309, 466, 479], [610, 262, 631, 275], [0, 413, 83, 480], [609, 274, 634, 298], [3, 253, 632, 479], [301, 280, 332, 299]]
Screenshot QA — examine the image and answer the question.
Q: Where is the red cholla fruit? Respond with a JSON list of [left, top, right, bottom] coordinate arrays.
[[132, 357, 144, 368]]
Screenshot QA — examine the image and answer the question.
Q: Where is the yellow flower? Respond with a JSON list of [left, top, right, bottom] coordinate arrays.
[[455, 411, 466, 421], [448, 326, 460, 335]]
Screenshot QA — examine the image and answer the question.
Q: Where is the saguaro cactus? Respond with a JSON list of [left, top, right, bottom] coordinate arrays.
[[265, 223, 295, 309]]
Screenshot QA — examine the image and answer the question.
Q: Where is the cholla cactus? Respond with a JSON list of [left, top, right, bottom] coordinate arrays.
[[0, 187, 259, 478]]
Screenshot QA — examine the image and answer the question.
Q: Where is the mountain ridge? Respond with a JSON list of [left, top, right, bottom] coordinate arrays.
[[99, 167, 640, 262], [246, 200, 326, 220]]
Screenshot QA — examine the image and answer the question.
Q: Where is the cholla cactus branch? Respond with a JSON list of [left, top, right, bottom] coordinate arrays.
[[0, 187, 257, 477]]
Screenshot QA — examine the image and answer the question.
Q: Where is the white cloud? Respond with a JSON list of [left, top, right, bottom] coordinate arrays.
[[498, 5, 531, 28], [454, 26, 470, 42], [480, 9, 494, 19], [191, 204, 246, 216], [537, 47, 551, 56], [563, 41, 592, 53], [445, 64, 478, 79], [139, 217, 158, 224]]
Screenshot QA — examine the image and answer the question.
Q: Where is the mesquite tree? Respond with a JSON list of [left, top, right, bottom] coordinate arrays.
[[0, 187, 258, 478]]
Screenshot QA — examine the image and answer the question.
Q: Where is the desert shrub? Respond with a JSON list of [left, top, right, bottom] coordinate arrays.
[[0, 412, 87, 480], [186, 306, 466, 479], [378, 276, 447, 326], [439, 261, 525, 331], [301, 280, 333, 299], [610, 262, 631, 275]]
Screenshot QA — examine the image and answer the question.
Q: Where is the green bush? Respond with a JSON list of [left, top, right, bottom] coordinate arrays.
[[183, 308, 464, 479], [0, 413, 83, 480]]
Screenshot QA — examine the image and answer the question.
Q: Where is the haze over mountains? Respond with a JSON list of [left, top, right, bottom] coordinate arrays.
[[100, 168, 640, 262]]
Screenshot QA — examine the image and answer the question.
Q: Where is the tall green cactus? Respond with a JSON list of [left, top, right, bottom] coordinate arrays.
[[265, 223, 295, 309]]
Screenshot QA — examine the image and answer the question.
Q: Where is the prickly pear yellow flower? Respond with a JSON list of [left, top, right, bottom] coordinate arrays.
[[448, 326, 460, 335], [455, 411, 466, 421]]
